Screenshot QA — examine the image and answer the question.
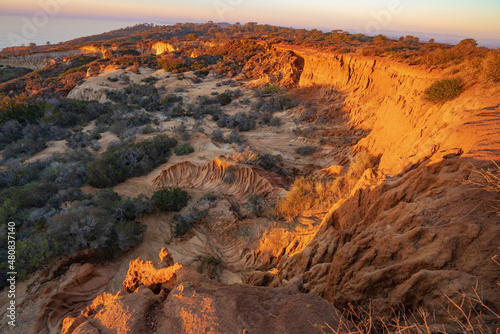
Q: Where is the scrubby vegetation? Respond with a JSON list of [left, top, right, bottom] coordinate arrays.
[[216, 112, 258, 131], [423, 78, 463, 102], [174, 202, 208, 236], [227, 146, 287, 175], [278, 151, 377, 219], [466, 162, 500, 196], [152, 187, 189, 212], [86, 134, 177, 188], [174, 142, 195, 155], [296, 146, 317, 156], [0, 150, 152, 287]]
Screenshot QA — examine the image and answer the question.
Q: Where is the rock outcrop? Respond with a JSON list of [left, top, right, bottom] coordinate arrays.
[[152, 158, 277, 201], [61, 249, 349, 334], [81, 46, 113, 58], [243, 46, 305, 87], [151, 42, 180, 55]]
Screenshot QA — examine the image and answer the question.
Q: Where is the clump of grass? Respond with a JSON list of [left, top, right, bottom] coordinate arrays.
[[278, 151, 377, 220], [317, 287, 500, 334], [466, 161, 500, 193], [200, 193, 218, 202], [423, 78, 463, 102], [254, 84, 283, 97]]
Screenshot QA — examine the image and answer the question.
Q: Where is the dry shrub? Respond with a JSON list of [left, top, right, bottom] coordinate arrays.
[[318, 288, 500, 334], [467, 161, 500, 193], [228, 146, 260, 164], [278, 151, 377, 220], [466, 161, 500, 211], [278, 176, 318, 220], [481, 50, 500, 83]]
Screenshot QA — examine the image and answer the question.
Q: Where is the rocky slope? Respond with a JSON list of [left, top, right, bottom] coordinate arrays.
[[60, 249, 348, 334], [243, 45, 500, 328]]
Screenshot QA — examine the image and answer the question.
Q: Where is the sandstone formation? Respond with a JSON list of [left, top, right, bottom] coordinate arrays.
[[81, 46, 113, 59], [152, 158, 277, 201], [1, 41, 499, 333], [241, 45, 500, 328], [151, 42, 180, 55], [60, 250, 349, 334], [243, 46, 304, 87]]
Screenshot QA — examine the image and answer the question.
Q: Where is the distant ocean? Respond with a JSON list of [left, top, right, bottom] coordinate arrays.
[[0, 14, 165, 51]]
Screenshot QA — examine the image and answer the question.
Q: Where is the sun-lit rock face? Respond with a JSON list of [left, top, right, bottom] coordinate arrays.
[[243, 46, 305, 87], [151, 42, 180, 55], [81, 46, 113, 58], [61, 249, 349, 334], [122, 249, 182, 293], [86, 61, 102, 77], [238, 45, 500, 327]]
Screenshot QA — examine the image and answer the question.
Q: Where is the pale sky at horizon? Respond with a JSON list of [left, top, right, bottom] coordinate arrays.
[[1, 0, 499, 40]]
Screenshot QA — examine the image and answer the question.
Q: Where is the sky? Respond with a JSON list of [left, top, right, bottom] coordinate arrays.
[[1, 0, 499, 41]]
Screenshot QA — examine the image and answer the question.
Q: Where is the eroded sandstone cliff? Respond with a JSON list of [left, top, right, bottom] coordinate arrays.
[[244, 45, 500, 328]]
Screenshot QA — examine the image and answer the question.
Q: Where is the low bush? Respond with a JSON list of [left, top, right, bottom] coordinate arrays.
[[66, 130, 102, 150], [481, 50, 500, 83], [141, 76, 159, 84], [253, 94, 299, 113], [174, 142, 194, 155], [254, 84, 283, 97], [86, 134, 177, 188], [226, 130, 246, 145], [423, 78, 463, 102], [200, 193, 218, 202], [210, 129, 226, 143], [296, 146, 318, 156], [216, 112, 257, 131], [0, 94, 46, 125], [2, 138, 47, 160], [278, 151, 377, 220], [153, 187, 189, 212], [161, 94, 183, 105], [245, 194, 267, 217], [257, 153, 287, 175], [174, 203, 207, 237]]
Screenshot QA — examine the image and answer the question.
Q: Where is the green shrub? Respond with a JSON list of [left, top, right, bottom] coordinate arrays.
[[0, 94, 46, 125], [153, 187, 189, 212], [174, 204, 207, 236], [86, 134, 177, 188], [255, 84, 283, 97], [296, 146, 317, 156], [423, 78, 463, 102], [174, 142, 194, 155], [200, 193, 218, 202], [141, 76, 159, 84]]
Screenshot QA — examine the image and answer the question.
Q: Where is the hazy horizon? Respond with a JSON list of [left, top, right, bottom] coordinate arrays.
[[1, 0, 499, 41]]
